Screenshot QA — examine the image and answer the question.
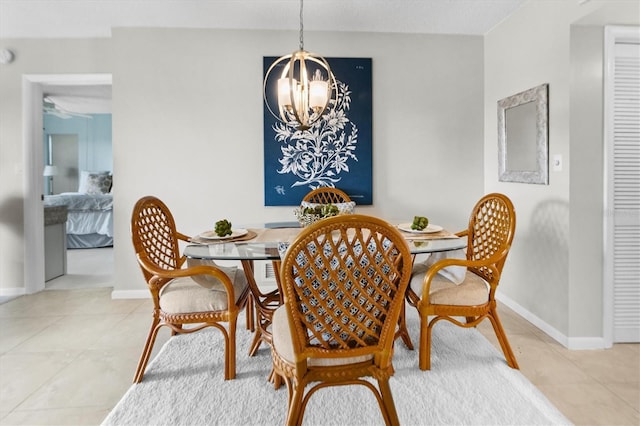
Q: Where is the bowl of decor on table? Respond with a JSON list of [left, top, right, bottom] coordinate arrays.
[[293, 201, 356, 227]]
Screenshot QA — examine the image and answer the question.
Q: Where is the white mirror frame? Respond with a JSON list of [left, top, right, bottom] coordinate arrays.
[[498, 83, 549, 185]]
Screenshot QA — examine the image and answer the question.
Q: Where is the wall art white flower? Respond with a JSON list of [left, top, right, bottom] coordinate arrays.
[[263, 57, 372, 206]]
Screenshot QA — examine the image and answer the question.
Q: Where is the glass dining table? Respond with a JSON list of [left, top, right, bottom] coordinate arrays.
[[183, 223, 467, 359]]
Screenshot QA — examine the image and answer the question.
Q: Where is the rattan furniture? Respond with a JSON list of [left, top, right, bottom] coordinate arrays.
[[185, 241, 287, 366], [406, 193, 519, 370], [301, 187, 351, 204], [183, 227, 466, 381], [130, 196, 250, 382], [271, 214, 412, 426]]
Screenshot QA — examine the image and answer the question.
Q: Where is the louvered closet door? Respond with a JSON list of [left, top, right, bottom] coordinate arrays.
[[606, 28, 640, 343]]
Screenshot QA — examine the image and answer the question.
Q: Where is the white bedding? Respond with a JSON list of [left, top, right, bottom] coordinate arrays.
[[44, 192, 112, 211], [44, 192, 113, 247], [66, 209, 113, 237]]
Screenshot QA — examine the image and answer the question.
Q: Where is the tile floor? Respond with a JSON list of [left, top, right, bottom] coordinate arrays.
[[0, 247, 638, 425]]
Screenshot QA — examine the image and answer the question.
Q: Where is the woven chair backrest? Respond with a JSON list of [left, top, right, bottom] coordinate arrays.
[[280, 214, 412, 360], [466, 193, 516, 283], [302, 187, 351, 205], [131, 196, 182, 283]]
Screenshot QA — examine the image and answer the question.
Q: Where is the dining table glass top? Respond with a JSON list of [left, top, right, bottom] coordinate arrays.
[[185, 241, 284, 261], [184, 223, 467, 261]]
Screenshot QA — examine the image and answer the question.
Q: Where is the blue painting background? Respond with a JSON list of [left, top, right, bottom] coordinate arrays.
[[263, 57, 372, 206]]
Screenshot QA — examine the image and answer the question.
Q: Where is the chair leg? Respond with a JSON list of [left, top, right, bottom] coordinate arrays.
[[396, 302, 414, 350], [377, 378, 400, 426], [283, 375, 293, 404], [286, 383, 305, 426], [225, 318, 237, 380], [488, 308, 519, 369], [418, 314, 432, 370], [269, 368, 284, 389], [133, 317, 160, 383], [248, 326, 263, 356], [273, 371, 283, 390], [170, 323, 183, 336], [246, 295, 255, 331]]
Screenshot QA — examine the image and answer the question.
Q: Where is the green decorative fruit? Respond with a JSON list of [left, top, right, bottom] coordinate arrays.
[[411, 216, 429, 231], [214, 219, 232, 237], [302, 204, 339, 218], [321, 204, 339, 217]]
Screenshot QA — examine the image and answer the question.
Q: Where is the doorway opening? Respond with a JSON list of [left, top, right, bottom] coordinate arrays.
[[23, 74, 113, 294]]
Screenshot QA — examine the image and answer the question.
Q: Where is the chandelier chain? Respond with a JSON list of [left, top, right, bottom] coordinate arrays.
[[299, 0, 304, 50]]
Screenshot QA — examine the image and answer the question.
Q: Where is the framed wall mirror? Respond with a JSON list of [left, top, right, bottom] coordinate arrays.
[[498, 83, 549, 184]]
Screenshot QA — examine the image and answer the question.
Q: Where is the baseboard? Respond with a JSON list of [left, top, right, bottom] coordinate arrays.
[[566, 336, 611, 350], [111, 289, 150, 299], [496, 291, 608, 350], [0, 287, 26, 297]]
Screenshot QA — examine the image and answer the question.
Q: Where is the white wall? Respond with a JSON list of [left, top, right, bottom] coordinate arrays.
[[7, 2, 635, 346], [0, 38, 112, 296], [110, 28, 485, 295], [0, 30, 484, 297], [484, 0, 639, 345], [569, 24, 606, 341]]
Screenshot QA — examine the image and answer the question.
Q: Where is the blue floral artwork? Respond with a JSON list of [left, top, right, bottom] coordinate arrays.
[[263, 57, 372, 206]]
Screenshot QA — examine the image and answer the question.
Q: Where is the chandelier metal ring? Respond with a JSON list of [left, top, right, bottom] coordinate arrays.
[[263, 0, 337, 131], [263, 51, 337, 131]]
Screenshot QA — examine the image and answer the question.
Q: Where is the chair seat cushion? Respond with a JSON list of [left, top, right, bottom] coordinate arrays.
[[272, 306, 373, 367], [159, 267, 248, 313], [186, 258, 241, 290], [409, 269, 489, 306], [414, 249, 467, 284]]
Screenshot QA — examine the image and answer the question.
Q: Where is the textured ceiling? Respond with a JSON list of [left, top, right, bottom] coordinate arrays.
[[1, 0, 527, 38]]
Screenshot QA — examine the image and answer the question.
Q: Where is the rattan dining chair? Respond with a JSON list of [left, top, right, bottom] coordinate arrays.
[[130, 196, 250, 382], [405, 193, 519, 370], [272, 214, 412, 426], [301, 187, 351, 204]]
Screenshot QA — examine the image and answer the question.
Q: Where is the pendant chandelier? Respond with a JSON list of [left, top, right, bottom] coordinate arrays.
[[263, 0, 337, 131]]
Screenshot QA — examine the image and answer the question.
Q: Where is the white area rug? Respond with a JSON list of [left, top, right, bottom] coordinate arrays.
[[102, 313, 571, 426]]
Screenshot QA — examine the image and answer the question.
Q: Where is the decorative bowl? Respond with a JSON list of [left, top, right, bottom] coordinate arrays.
[[293, 207, 339, 227]]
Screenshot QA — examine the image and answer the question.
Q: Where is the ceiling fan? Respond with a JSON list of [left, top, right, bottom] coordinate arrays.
[[43, 98, 93, 119]]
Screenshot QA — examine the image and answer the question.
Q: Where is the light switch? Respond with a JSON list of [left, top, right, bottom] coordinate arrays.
[[553, 154, 562, 171]]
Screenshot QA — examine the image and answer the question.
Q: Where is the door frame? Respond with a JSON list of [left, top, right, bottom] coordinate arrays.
[[22, 73, 112, 294]]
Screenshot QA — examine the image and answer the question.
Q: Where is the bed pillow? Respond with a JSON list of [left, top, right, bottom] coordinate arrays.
[[78, 170, 110, 193], [85, 173, 113, 195]]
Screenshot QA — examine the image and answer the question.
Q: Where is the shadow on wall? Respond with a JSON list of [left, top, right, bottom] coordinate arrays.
[[0, 196, 24, 236], [518, 198, 570, 329]]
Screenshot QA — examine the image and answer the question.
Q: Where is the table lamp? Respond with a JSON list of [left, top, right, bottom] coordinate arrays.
[[43, 165, 58, 195]]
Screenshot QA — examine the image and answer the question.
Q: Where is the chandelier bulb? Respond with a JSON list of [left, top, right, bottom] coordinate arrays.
[[263, 0, 337, 131]]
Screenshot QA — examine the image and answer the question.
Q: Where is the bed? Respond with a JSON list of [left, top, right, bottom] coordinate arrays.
[[44, 192, 113, 248], [44, 171, 114, 249]]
